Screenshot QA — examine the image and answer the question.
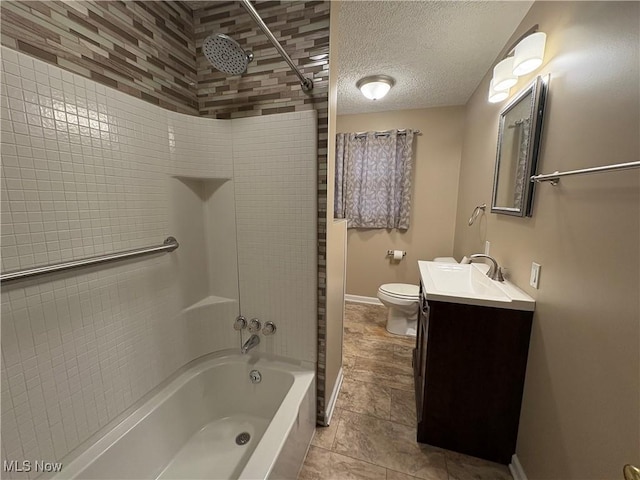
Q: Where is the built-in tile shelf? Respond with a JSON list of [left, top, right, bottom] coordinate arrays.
[[172, 175, 232, 181], [183, 295, 237, 313]]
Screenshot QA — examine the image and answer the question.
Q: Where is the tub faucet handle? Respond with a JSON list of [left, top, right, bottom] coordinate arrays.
[[262, 321, 276, 335], [234, 316, 247, 330], [248, 318, 262, 333]]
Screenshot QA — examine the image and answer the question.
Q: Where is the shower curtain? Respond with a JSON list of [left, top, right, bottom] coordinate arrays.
[[334, 129, 415, 229]]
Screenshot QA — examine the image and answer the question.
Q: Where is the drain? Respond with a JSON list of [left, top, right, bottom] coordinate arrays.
[[236, 432, 251, 446], [249, 370, 262, 384]]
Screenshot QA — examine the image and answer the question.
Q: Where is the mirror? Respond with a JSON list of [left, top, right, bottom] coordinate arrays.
[[491, 75, 548, 216]]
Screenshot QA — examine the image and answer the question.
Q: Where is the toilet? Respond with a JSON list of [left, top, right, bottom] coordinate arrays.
[[377, 257, 458, 337], [377, 283, 420, 336]]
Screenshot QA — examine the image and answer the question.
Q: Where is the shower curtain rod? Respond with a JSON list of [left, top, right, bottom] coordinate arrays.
[[353, 130, 422, 138], [240, 0, 314, 92]]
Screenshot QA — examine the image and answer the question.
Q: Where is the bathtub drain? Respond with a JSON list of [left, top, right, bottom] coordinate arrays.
[[236, 432, 251, 446]]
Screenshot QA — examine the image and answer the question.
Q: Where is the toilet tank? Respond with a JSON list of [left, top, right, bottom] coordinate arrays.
[[433, 257, 458, 264]]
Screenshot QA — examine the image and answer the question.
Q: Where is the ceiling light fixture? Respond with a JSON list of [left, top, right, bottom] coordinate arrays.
[[357, 75, 395, 100], [488, 27, 547, 103]]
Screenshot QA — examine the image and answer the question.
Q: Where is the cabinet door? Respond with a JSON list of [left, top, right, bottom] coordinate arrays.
[[416, 293, 429, 422]]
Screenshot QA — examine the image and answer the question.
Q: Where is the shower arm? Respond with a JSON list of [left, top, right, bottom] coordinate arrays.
[[240, 0, 314, 92]]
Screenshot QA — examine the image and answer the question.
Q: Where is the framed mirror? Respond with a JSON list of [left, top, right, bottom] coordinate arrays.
[[491, 75, 548, 217]]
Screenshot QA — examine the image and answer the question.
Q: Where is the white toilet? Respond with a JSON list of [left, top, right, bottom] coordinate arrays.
[[377, 257, 458, 337], [377, 283, 420, 336]]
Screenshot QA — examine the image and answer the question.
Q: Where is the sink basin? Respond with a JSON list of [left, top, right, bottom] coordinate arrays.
[[418, 261, 535, 311]]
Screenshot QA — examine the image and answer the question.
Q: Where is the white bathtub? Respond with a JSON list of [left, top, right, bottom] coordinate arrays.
[[53, 352, 315, 480]]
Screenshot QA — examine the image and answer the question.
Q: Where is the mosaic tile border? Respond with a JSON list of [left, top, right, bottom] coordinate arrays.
[[1, 1, 198, 114]]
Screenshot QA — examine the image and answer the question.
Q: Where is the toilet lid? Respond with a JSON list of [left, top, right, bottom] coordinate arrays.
[[379, 283, 419, 299]]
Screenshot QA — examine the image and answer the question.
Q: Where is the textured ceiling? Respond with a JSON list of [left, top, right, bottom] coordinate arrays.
[[336, 1, 533, 115]]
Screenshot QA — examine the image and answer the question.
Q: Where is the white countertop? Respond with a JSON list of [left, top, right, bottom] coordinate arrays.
[[418, 261, 535, 312]]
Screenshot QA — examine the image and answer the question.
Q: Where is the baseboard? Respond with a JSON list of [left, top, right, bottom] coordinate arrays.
[[322, 368, 343, 426], [509, 454, 528, 480], [345, 294, 383, 306]]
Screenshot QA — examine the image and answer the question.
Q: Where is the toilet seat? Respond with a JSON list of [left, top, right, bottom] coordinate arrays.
[[378, 283, 419, 300]]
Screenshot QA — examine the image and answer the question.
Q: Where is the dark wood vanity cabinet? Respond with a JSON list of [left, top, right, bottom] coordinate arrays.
[[413, 283, 533, 465]]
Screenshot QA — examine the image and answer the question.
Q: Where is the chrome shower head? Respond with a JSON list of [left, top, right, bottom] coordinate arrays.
[[203, 33, 254, 75]]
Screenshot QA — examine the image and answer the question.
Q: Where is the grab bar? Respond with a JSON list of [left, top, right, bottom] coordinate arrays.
[[0, 236, 179, 284]]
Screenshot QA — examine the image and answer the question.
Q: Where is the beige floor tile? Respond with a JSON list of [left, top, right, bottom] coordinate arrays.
[[343, 335, 396, 362], [336, 378, 391, 420], [343, 354, 357, 372], [352, 357, 414, 391], [390, 388, 416, 427], [311, 407, 344, 450], [298, 446, 386, 480], [444, 450, 512, 480], [333, 410, 448, 480], [345, 320, 366, 336], [393, 344, 414, 364], [344, 303, 381, 324], [387, 470, 421, 480], [344, 302, 416, 347]]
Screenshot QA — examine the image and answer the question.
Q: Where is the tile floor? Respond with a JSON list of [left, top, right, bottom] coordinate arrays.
[[299, 302, 513, 480]]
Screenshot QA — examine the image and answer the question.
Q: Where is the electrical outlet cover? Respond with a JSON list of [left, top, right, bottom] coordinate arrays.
[[530, 262, 541, 289]]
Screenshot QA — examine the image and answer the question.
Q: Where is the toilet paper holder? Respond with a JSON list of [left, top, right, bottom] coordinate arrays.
[[386, 250, 406, 258]]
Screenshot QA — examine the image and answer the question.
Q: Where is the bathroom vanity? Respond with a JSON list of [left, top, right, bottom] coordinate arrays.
[[414, 261, 535, 465]]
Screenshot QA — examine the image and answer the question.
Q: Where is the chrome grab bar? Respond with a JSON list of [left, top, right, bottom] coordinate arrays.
[[0, 237, 179, 284]]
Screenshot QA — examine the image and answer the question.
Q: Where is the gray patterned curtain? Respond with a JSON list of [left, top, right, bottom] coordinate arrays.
[[335, 130, 415, 230]]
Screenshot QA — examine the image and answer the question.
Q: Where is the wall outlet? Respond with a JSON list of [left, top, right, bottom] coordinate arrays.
[[530, 262, 541, 289], [484, 241, 491, 255]]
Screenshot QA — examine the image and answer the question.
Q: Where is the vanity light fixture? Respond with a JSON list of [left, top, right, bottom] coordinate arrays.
[[488, 27, 547, 102], [513, 32, 547, 75], [357, 75, 395, 100], [493, 57, 517, 92], [488, 79, 509, 103]]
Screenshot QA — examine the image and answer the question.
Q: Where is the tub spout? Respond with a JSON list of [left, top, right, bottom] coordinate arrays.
[[241, 334, 260, 354]]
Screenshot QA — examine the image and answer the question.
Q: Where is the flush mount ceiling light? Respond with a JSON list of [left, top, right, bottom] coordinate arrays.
[[357, 75, 395, 100], [488, 27, 547, 103]]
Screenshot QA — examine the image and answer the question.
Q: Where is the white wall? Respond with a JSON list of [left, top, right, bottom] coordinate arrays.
[[0, 46, 317, 473]]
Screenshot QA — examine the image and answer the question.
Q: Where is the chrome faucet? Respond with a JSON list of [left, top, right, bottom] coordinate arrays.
[[241, 334, 260, 354], [469, 254, 505, 282]]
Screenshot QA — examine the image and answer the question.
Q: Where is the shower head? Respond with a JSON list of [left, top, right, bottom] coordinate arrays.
[[203, 33, 254, 75]]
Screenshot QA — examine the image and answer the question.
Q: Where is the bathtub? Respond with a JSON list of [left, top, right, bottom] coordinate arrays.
[[53, 352, 316, 480]]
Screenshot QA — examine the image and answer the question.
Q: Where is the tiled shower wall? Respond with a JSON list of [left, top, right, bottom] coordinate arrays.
[[0, 47, 317, 474], [2, 0, 331, 423], [0, 1, 198, 114], [195, 0, 330, 420], [0, 46, 234, 472], [234, 112, 317, 363], [195, 1, 329, 118]]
